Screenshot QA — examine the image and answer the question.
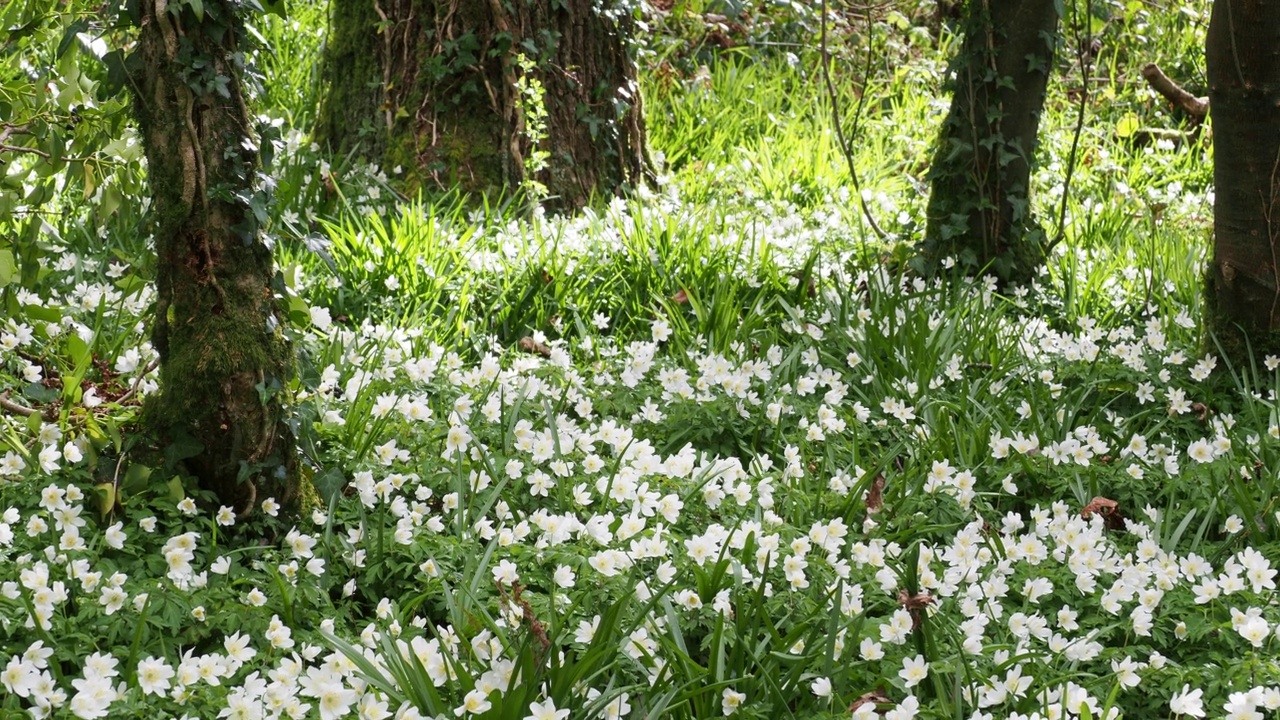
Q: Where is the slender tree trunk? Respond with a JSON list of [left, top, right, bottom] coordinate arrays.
[[315, 0, 650, 211], [1205, 0, 1280, 361], [130, 0, 297, 511], [921, 0, 1060, 283]]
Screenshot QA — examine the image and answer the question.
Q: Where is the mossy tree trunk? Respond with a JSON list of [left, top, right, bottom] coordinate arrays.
[[314, 0, 650, 211], [129, 0, 297, 511], [919, 0, 1060, 283], [1205, 0, 1280, 361]]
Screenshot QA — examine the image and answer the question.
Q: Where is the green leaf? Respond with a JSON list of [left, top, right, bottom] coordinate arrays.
[[189, 0, 204, 21], [262, 0, 288, 19], [313, 467, 346, 504], [123, 464, 153, 494], [57, 18, 89, 58], [100, 49, 129, 94], [1116, 113, 1140, 139], [166, 476, 186, 503], [22, 304, 63, 324], [0, 248, 14, 287], [288, 295, 310, 326], [66, 333, 92, 369], [7, 17, 43, 42], [163, 433, 204, 468], [99, 185, 123, 220], [94, 482, 117, 517]]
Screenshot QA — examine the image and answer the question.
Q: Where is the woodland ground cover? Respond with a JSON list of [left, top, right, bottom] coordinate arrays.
[[2, 2, 1274, 719]]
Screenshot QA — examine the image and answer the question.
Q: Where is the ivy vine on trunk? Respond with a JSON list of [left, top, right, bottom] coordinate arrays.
[[918, 0, 1061, 284], [314, 0, 651, 211], [127, 0, 298, 512]]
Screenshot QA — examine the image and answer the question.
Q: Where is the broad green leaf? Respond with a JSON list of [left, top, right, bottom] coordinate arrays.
[[123, 464, 153, 494], [163, 434, 204, 468], [313, 467, 347, 504], [262, 0, 288, 19], [99, 184, 123, 219], [288, 295, 310, 326], [94, 482, 117, 517], [23, 304, 64, 324], [1116, 113, 1140, 139], [166, 476, 186, 503], [67, 333, 92, 369], [0, 249, 14, 287]]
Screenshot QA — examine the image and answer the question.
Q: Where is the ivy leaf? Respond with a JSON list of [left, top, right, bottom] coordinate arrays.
[[163, 432, 205, 469], [57, 18, 89, 58], [313, 467, 346, 504], [261, 0, 288, 19], [211, 74, 231, 99]]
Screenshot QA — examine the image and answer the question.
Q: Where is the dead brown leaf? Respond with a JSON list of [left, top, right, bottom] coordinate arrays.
[[1080, 496, 1117, 519], [1192, 402, 1210, 423], [897, 588, 935, 629], [849, 689, 891, 714], [864, 474, 885, 515], [1081, 496, 1125, 530], [517, 336, 551, 358], [897, 588, 935, 611]]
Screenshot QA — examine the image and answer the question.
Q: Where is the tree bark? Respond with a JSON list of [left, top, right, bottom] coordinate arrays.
[[1205, 0, 1280, 361], [314, 0, 650, 211], [129, 0, 297, 511], [920, 0, 1060, 284]]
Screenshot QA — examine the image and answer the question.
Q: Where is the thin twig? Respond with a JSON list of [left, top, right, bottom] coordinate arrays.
[[0, 123, 30, 144], [819, 0, 887, 245], [114, 358, 160, 406], [0, 143, 51, 159], [1046, 0, 1091, 255]]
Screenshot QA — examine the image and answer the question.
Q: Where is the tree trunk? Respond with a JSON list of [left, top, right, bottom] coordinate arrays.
[[1205, 0, 1280, 361], [314, 0, 650, 211], [920, 0, 1060, 283], [129, 0, 297, 511]]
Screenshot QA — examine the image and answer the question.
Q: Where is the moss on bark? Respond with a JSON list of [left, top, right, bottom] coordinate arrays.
[[130, 0, 298, 512], [316, 0, 650, 210]]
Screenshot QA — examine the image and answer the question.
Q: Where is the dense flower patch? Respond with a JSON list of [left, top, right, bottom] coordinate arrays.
[[3, 208, 1280, 719]]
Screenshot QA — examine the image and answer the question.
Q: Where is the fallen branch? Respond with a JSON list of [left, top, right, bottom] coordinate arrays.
[[0, 391, 38, 418], [1141, 63, 1208, 124]]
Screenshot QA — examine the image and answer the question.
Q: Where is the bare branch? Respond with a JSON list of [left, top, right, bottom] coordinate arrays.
[[1141, 63, 1209, 123], [0, 392, 38, 418], [0, 143, 51, 159]]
